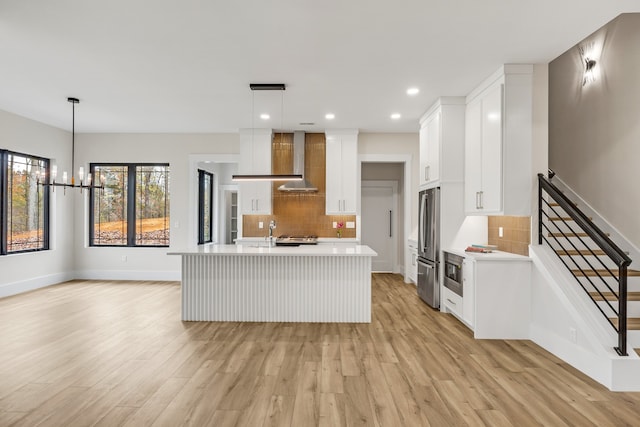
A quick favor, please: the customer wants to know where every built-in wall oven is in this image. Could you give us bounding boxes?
[443,251,464,297]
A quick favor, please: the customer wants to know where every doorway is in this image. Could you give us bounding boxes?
[362,181,398,272]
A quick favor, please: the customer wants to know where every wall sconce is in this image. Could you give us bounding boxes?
[579,42,598,86]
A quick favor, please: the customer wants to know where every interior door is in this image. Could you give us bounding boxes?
[361,183,395,272]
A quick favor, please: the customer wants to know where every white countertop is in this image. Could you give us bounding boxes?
[169,243,377,257]
[444,248,531,261]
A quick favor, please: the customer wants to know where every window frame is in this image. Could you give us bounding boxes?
[0,149,50,255]
[89,162,170,248]
[197,169,214,245]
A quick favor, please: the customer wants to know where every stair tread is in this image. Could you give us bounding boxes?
[549,202,577,207]
[572,269,640,277]
[557,249,606,256]
[548,232,610,237]
[610,318,640,330]
[590,291,640,301]
[549,216,592,221]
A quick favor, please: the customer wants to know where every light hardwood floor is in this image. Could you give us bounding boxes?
[1,274,639,426]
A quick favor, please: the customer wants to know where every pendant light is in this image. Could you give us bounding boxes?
[38,97,105,193]
[231,84,303,182]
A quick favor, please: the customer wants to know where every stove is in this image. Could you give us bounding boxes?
[275,235,318,246]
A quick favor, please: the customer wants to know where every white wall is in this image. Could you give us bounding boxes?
[0,109,75,296]
[74,133,239,280]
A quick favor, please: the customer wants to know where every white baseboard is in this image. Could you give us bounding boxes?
[74,270,181,281]
[0,272,75,298]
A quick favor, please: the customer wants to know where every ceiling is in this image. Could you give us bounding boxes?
[1,1,638,134]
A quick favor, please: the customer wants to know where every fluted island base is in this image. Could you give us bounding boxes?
[169,245,376,323]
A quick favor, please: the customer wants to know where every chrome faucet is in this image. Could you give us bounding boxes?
[267,220,276,246]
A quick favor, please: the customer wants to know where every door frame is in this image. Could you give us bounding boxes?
[361,180,398,273]
[357,154,412,280]
[187,154,240,247]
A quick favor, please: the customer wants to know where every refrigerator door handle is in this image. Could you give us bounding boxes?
[419,193,427,253]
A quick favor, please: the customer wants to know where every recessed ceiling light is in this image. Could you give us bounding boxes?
[391,113,401,120]
[325,113,335,120]
[406,87,420,96]
[260,113,270,120]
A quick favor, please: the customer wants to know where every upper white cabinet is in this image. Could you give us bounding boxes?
[239,129,272,215]
[419,111,440,186]
[464,65,533,215]
[325,129,358,214]
[419,97,466,189]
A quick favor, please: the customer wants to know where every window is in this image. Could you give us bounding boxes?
[90,163,169,247]
[0,150,49,254]
[198,169,213,244]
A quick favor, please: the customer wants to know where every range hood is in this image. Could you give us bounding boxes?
[278,131,318,192]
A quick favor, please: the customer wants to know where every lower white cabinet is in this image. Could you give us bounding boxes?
[407,239,418,283]
[443,250,532,339]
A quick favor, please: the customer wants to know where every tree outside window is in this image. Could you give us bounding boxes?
[90,164,169,247]
[1,150,49,254]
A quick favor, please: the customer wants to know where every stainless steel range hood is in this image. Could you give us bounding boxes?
[278,131,318,192]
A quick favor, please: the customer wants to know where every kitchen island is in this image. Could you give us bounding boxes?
[168,244,376,323]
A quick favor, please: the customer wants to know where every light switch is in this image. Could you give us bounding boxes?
[174,221,180,228]
[346,221,355,229]
[332,222,337,228]
[498,227,504,238]
[258,221,264,229]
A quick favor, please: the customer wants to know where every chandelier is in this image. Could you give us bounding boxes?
[38,97,104,193]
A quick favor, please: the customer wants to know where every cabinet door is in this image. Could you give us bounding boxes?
[341,138,358,213]
[238,130,272,215]
[425,111,440,185]
[464,98,483,213]
[419,125,429,187]
[479,84,503,213]
[325,137,343,214]
[462,259,475,327]
[325,131,357,214]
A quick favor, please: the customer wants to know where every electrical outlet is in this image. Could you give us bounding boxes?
[121,255,127,263]
[498,226,504,238]
[332,221,337,228]
[346,221,355,229]
[174,221,180,229]
[258,221,263,229]
[569,327,577,343]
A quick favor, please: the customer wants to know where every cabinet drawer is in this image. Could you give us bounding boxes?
[442,287,463,317]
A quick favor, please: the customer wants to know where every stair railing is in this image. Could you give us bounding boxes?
[538,173,632,356]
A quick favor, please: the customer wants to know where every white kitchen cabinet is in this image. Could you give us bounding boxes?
[239,129,272,215]
[419,111,440,186]
[325,129,358,214]
[445,249,531,339]
[419,97,466,189]
[464,64,533,216]
[462,258,474,326]
[442,287,463,319]
[407,239,418,284]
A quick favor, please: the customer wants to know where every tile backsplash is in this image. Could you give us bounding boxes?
[242,133,356,238]
[488,216,531,256]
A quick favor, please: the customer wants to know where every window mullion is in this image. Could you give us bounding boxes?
[0,151,6,255]
[127,165,136,246]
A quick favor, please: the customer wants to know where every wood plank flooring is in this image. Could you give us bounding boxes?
[1,274,639,426]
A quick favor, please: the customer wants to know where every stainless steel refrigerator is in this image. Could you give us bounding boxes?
[417,187,440,308]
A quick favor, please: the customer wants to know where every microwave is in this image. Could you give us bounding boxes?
[443,251,464,297]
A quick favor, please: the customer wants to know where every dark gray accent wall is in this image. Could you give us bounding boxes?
[549,13,640,247]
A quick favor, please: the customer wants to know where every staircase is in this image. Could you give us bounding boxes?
[538,173,637,356]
